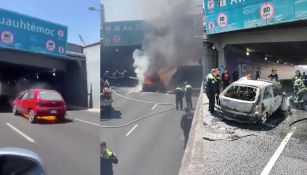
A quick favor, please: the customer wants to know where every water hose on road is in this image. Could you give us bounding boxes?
[101,106,176,128]
[110,88,175,106]
[289,118,307,127]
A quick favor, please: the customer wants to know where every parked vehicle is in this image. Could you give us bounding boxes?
[218,80,286,123]
[12,89,66,123]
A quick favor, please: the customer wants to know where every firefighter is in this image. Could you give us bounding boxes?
[255,67,261,80]
[175,85,184,110]
[104,71,110,82]
[205,69,219,114]
[101,142,118,175]
[184,81,193,110]
[294,80,307,109]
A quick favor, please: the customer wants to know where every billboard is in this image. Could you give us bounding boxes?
[204,0,307,35]
[103,20,145,46]
[0,8,68,57]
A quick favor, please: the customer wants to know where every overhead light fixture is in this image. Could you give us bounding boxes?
[53,72,56,77]
[246,51,250,56]
[265,56,268,60]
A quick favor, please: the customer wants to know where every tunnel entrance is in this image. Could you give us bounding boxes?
[0,48,88,112]
[224,41,307,81]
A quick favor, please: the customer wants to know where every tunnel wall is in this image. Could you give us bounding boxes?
[63,60,88,109]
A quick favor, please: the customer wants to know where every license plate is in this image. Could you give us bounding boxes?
[50,110,57,114]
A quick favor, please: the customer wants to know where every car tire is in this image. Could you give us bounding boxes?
[13,105,18,115]
[58,115,66,123]
[28,110,36,124]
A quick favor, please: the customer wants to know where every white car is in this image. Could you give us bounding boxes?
[218,80,286,123]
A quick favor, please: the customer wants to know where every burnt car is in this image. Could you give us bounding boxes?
[142,74,165,92]
[218,80,286,123]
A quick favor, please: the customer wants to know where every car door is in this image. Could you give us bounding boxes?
[272,85,283,112]
[26,91,36,112]
[261,85,274,116]
[20,91,29,114]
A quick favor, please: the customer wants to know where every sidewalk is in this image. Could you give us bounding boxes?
[178,89,204,175]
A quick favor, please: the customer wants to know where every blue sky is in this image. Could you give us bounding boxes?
[2,0,100,45]
[103,0,144,21]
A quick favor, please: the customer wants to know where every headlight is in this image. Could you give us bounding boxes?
[254,105,261,115]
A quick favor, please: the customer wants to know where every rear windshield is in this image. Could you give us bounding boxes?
[224,85,257,101]
[39,91,63,100]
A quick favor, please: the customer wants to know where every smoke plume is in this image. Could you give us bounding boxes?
[133,0,203,89]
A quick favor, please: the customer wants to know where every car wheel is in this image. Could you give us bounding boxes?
[28,110,36,124]
[13,105,18,115]
[58,115,66,122]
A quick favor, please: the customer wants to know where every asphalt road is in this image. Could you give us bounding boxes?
[101,87,198,175]
[203,95,307,175]
[0,110,100,175]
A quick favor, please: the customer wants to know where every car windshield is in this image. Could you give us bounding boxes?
[224,85,258,101]
[39,91,63,100]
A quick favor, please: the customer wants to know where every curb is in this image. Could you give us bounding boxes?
[178,88,204,175]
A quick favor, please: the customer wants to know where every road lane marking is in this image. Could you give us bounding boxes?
[75,119,101,127]
[165,93,169,96]
[125,124,138,137]
[151,104,158,110]
[6,123,35,143]
[260,126,297,175]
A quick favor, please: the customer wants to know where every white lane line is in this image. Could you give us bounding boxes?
[151,104,158,110]
[165,93,169,96]
[125,124,138,137]
[6,123,35,143]
[75,118,101,127]
[260,126,297,175]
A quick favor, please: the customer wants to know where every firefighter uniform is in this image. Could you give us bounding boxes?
[294,81,307,107]
[175,86,184,110]
[205,74,219,113]
[184,83,193,109]
[101,149,118,175]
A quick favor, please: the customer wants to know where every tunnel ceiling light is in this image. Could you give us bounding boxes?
[246,51,250,56]
[265,56,268,60]
[53,72,56,77]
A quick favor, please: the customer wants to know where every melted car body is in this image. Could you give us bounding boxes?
[218,80,284,123]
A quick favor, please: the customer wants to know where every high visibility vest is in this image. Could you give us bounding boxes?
[208,74,217,84]
[185,84,192,89]
[103,149,113,158]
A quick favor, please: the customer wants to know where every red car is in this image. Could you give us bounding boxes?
[12,89,66,123]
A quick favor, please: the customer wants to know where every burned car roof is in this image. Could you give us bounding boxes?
[232,80,276,87]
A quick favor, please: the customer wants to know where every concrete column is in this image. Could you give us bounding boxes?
[217,46,226,71]
[203,42,216,79]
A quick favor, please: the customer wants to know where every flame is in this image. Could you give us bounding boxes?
[144,77,153,84]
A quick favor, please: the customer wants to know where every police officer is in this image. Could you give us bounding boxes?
[101,142,118,175]
[205,69,219,113]
[184,81,193,110]
[175,85,184,110]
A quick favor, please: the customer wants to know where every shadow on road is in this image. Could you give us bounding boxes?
[101,107,122,121]
[220,110,288,131]
[181,108,194,149]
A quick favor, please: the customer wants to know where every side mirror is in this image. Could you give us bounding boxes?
[0,147,46,175]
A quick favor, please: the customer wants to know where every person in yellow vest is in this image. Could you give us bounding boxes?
[174,85,184,110]
[205,69,219,113]
[101,142,118,175]
[184,81,193,110]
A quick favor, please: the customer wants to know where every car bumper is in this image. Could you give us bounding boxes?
[36,107,66,117]
[217,108,259,123]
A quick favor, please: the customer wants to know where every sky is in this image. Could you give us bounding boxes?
[2,0,100,45]
[103,0,144,22]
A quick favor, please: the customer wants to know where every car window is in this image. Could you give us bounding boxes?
[272,86,281,97]
[21,92,29,100]
[27,91,35,99]
[39,91,63,100]
[224,85,257,101]
[263,86,273,99]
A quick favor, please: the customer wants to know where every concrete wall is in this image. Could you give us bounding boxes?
[84,43,100,109]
